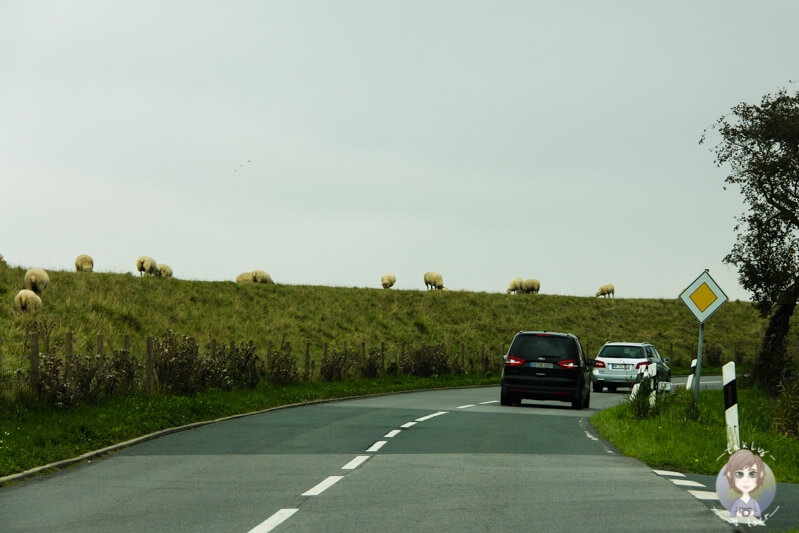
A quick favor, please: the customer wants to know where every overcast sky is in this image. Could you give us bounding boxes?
[2,1,797,301]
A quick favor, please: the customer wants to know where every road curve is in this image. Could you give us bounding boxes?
[0,387,727,532]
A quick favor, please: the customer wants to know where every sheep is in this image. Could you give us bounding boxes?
[507,277,523,294]
[252,270,274,284]
[424,271,444,290]
[15,289,42,312]
[137,256,159,277]
[158,264,173,278]
[596,283,615,298]
[236,272,254,283]
[522,278,541,294]
[75,254,94,272]
[381,273,396,289]
[24,268,49,295]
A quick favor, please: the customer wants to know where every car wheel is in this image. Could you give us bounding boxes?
[571,389,584,410]
[592,382,603,393]
[500,387,515,406]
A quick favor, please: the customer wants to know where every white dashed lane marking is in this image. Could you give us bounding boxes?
[670,479,706,487]
[341,456,370,470]
[457,404,476,409]
[400,422,416,428]
[302,476,344,496]
[248,509,298,533]
[384,430,401,438]
[415,411,448,421]
[366,441,387,452]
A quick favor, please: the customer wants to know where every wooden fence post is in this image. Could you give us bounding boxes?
[380,342,385,373]
[97,334,104,356]
[267,341,273,371]
[123,334,130,353]
[460,343,465,373]
[29,333,40,398]
[145,336,153,394]
[210,339,217,359]
[481,344,486,373]
[304,342,311,381]
[64,332,73,381]
[361,341,366,367]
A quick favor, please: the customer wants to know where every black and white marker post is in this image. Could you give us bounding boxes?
[679,270,728,403]
[722,361,740,452]
[686,358,697,390]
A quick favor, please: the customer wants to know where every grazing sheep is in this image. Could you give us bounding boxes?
[424,271,444,290]
[522,279,541,294]
[137,256,159,277]
[158,264,173,278]
[15,289,42,312]
[252,270,274,284]
[596,283,615,298]
[381,273,396,289]
[236,272,254,283]
[75,254,94,272]
[24,268,49,295]
[507,277,523,294]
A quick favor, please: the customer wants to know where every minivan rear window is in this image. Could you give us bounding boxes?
[598,346,645,359]
[508,334,577,360]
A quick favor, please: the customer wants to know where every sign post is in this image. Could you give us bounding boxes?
[679,270,728,403]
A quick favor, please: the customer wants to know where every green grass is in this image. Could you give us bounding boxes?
[2,264,795,374]
[0,373,497,480]
[591,386,799,483]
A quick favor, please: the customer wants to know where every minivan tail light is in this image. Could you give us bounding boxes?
[505,356,524,366]
[557,359,578,369]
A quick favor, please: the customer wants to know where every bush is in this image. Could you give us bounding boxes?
[359,348,381,378]
[152,330,202,395]
[773,375,799,439]
[628,375,655,419]
[206,340,265,390]
[320,344,353,382]
[399,344,450,377]
[268,342,298,385]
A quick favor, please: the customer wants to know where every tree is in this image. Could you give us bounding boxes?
[701,86,799,393]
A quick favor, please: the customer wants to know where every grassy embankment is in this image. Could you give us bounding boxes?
[1,263,797,481]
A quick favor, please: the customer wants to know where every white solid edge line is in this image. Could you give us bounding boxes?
[479,400,499,404]
[342,456,371,470]
[688,490,720,501]
[416,411,448,421]
[366,440,387,452]
[384,429,401,438]
[457,404,476,409]
[302,476,344,496]
[652,469,686,477]
[248,508,299,533]
[400,422,417,428]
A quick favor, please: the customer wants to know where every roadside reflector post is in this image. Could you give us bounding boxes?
[686,358,697,390]
[648,362,657,406]
[722,361,740,452]
[679,270,728,404]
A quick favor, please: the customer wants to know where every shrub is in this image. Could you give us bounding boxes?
[152,330,202,395]
[628,375,655,419]
[208,340,264,390]
[320,344,352,382]
[359,348,381,378]
[704,344,722,366]
[773,375,799,439]
[399,344,450,377]
[268,342,298,385]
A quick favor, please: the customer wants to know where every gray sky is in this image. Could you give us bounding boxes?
[2,1,797,301]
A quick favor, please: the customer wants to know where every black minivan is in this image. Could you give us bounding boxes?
[500,331,591,409]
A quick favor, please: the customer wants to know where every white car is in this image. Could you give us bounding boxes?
[592,342,670,392]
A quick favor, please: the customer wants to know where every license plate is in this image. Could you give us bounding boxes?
[611,363,630,370]
[530,362,553,368]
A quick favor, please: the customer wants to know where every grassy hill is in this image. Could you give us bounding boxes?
[1,264,797,373]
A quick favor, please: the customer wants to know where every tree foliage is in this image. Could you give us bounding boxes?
[702,86,799,391]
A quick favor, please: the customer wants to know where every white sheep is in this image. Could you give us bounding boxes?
[596,283,615,297]
[507,277,523,294]
[252,270,274,284]
[522,278,541,294]
[158,264,173,278]
[24,268,49,295]
[75,254,94,272]
[424,271,443,290]
[381,273,396,289]
[15,289,42,312]
[136,256,158,277]
[236,272,254,283]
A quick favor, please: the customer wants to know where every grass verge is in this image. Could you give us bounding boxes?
[0,373,498,480]
[590,386,799,483]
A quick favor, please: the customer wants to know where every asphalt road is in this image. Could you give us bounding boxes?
[6,383,789,532]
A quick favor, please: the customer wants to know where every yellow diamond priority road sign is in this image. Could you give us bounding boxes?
[680,270,728,324]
